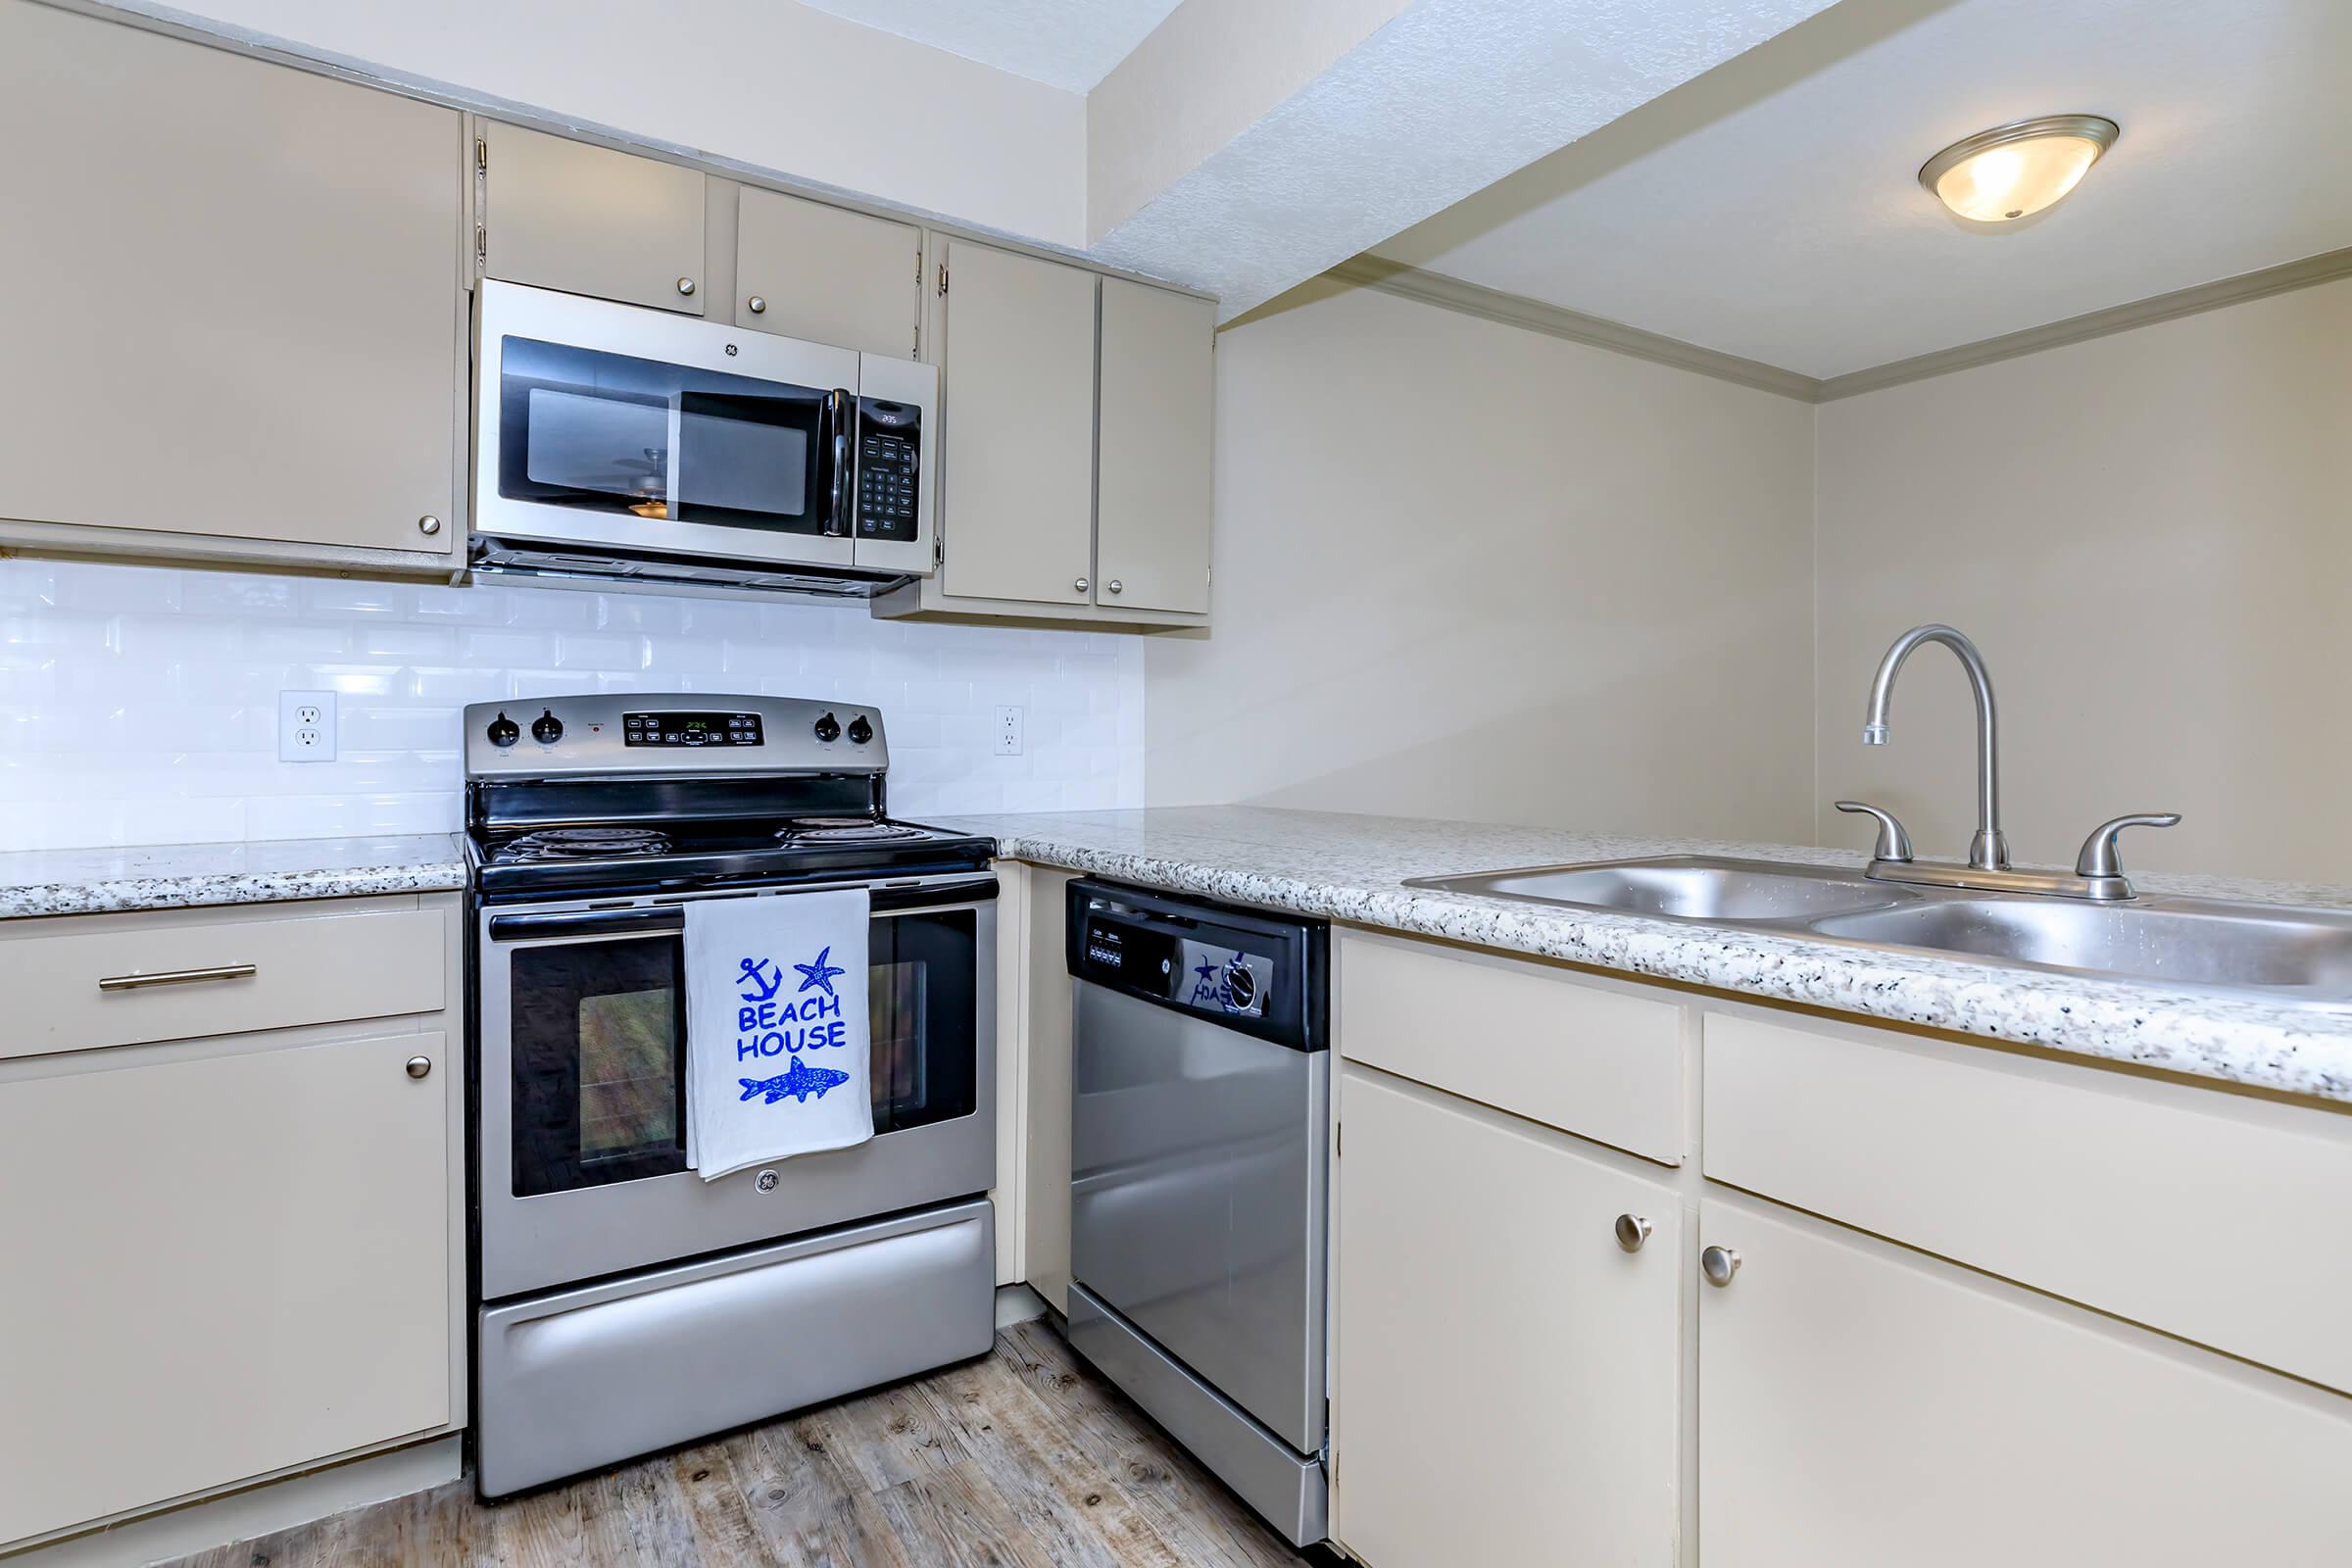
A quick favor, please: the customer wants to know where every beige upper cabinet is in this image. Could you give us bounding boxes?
[1096,278,1214,615]
[0,2,463,562]
[0,1029,451,1546]
[736,186,922,357]
[937,240,1099,607]
[481,122,707,314]
[1332,1066,1682,1565]
[1696,1198,2352,1567]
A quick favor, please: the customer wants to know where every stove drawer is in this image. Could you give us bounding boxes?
[475,1197,995,1497]
[1,900,446,1060]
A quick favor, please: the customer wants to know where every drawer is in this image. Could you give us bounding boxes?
[1338,930,1684,1163]
[0,903,445,1059]
[1703,1010,2352,1396]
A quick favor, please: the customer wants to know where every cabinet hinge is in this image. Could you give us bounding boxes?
[937,265,949,298]
[933,536,945,567]
[916,247,924,285]
[1334,1121,1341,1156]
[474,135,488,172]
[474,222,487,263]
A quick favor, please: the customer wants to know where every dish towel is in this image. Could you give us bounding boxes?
[684,889,873,1181]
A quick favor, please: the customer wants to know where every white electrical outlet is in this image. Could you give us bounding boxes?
[994,705,1025,757]
[277,689,337,762]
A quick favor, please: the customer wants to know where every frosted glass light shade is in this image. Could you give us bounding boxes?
[1920,115,2119,222]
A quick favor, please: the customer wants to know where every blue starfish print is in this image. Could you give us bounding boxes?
[794,946,847,998]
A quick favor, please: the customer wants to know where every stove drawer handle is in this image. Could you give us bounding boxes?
[487,907,686,941]
[868,876,1000,914]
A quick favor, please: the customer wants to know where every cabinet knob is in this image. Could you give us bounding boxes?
[1106,579,1123,595]
[1073,576,1090,594]
[1613,1213,1651,1252]
[406,1055,433,1080]
[676,276,698,297]
[1701,1245,1741,1287]
[747,295,766,315]
[417,514,442,536]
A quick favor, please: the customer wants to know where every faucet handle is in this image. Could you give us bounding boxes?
[1835,800,1915,863]
[2075,813,2181,881]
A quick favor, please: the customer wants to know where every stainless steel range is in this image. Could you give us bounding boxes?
[464,693,997,1498]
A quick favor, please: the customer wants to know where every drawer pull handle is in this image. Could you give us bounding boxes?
[97,962,258,992]
[1701,1245,1741,1287]
[1614,1213,1651,1252]
[406,1055,434,1080]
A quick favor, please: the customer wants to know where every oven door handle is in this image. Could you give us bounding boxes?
[486,907,686,941]
[869,876,1000,914]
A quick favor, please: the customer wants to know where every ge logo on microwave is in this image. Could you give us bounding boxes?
[725,343,739,357]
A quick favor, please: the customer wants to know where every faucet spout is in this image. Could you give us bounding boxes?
[1862,623,2008,870]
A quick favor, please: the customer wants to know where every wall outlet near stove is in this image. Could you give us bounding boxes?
[993,705,1025,757]
[277,689,337,762]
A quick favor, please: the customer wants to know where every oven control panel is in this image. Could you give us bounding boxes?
[465,694,886,778]
[622,710,764,748]
[856,397,921,543]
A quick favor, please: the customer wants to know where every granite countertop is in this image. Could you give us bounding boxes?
[944,806,2352,1106]
[0,833,468,918]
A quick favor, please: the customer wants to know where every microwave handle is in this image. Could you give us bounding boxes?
[823,388,855,537]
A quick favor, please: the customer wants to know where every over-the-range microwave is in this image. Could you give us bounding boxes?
[471,279,934,597]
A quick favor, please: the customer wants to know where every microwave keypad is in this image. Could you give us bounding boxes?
[858,431,919,542]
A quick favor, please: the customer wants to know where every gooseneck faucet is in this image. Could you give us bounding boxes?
[1862,623,2008,870]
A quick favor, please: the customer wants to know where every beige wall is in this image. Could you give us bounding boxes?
[1815,276,2352,884]
[1144,283,1818,841]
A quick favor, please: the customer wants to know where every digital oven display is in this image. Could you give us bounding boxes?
[621,711,764,748]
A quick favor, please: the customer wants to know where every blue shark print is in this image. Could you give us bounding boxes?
[737,956,785,1003]
[739,1058,853,1104]
[794,946,847,998]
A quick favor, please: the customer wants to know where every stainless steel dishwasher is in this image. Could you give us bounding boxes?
[1064,878,1330,1546]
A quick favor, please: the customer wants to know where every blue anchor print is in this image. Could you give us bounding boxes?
[739,1058,851,1104]
[794,946,847,998]
[737,956,785,1003]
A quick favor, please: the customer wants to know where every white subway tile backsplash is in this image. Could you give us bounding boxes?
[0,559,1143,850]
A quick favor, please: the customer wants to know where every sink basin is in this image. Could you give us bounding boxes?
[1809,896,2352,1000]
[1405,856,1910,923]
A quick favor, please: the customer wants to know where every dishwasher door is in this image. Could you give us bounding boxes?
[1066,881,1329,1458]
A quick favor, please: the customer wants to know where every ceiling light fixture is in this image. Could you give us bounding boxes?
[1919,114,2119,223]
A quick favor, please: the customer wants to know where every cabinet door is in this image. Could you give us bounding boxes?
[1697,1200,2352,1567]
[1333,1067,1681,1565]
[482,121,706,314]
[736,186,921,357]
[1096,279,1214,614]
[0,4,462,557]
[938,241,1098,607]
[0,1031,451,1545]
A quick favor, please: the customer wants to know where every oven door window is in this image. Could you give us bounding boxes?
[869,908,979,1134]
[511,934,688,1197]
[496,335,831,536]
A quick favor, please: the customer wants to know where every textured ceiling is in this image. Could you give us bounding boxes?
[795,0,1183,90]
[1094,0,1842,318]
[1373,0,2352,378]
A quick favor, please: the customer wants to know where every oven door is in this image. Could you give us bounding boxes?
[476,873,996,1299]
[474,280,861,568]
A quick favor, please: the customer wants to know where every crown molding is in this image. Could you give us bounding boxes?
[1324,256,1820,400]
[1328,246,2352,405]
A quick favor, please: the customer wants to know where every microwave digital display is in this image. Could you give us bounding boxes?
[622,711,764,748]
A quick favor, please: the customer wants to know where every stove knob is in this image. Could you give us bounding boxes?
[846,714,873,745]
[531,709,564,745]
[486,711,520,748]
[812,711,842,743]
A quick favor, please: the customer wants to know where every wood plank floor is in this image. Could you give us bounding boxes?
[165,1320,1324,1568]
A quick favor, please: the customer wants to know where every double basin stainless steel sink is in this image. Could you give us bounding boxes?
[1403,857,2352,1004]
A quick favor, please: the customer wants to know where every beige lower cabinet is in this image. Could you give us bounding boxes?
[1696,1196,2352,1566]
[1332,1064,1682,1565]
[0,1027,453,1546]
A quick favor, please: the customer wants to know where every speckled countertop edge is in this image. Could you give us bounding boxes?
[0,833,468,918]
[943,807,2352,1106]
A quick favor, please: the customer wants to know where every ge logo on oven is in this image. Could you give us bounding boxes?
[755,1169,778,1192]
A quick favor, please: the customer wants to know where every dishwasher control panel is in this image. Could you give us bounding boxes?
[1068,879,1327,1051]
